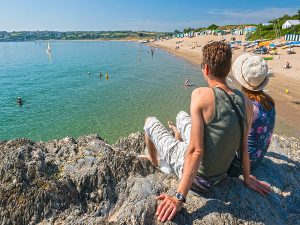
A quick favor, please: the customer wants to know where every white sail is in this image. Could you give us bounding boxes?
[46,42,51,53]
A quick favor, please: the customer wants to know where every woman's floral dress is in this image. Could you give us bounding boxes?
[248,101,276,168]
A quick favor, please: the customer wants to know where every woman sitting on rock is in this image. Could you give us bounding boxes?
[231,53,276,172]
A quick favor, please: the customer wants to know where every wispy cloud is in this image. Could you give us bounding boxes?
[119,20,212,32]
[206,8,297,23]
[119,7,298,31]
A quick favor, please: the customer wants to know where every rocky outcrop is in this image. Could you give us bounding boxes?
[0,133,299,225]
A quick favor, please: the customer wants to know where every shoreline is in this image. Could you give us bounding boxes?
[148,36,300,138]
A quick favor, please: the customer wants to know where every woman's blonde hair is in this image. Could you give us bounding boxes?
[242,87,275,111]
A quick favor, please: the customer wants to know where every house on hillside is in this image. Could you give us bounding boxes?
[282,20,300,29]
[262,23,272,26]
[244,26,257,33]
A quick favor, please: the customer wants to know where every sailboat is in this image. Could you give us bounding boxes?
[46,42,51,54]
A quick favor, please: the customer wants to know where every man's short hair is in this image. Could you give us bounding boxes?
[202,42,232,78]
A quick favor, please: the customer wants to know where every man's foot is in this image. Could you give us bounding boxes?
[137,155,171,174]
[137,154,150,160]
[137,155,158,167]
[168,121,182,141]
[168,121,178,135]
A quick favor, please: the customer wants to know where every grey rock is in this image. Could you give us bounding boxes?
[0,133,299,225]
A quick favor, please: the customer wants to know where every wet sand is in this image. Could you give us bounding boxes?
[149,35,300,138]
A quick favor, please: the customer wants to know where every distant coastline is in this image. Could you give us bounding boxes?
[0,30,169,42]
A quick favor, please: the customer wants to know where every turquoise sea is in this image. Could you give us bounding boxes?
[0,41,206,143]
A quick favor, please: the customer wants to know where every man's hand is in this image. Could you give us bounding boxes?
[244,175,272,196]
[156,194,183,222]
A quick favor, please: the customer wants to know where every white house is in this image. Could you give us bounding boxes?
[282,20,300,29]
[262,23,272,26]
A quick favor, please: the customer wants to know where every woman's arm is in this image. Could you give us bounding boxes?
[242,97,271,196]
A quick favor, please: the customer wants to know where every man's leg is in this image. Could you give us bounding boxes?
[144,132,159,167]
[143,116,188,177]
[176,111,191,144]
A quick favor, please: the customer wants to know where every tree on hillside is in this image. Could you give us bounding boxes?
[194,27,206,32]
[207,24,219,30]
[298,10,300,20]
[174,30,181,34]
[269,14,291,24]
[183,27,193,33]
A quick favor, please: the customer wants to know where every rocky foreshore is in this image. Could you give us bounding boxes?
[0,133,299,225]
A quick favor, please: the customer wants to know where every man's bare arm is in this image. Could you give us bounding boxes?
[176,89,205,197]
[156,89,205,222]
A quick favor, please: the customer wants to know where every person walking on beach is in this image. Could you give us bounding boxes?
[231,53,276,172]
[142,42,271,222]
[284,61,290,69]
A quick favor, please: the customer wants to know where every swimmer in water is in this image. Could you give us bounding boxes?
[17,97,22,106]
[88,71,91,75]
[99,72,103,79]
[151,48,154,57]
[106,72,109,80]
[184,78,191,86]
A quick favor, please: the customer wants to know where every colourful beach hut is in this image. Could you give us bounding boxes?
[285,34,300,41]
[231,29,243,35]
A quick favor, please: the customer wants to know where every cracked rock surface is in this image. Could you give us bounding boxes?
[0,133,299,225]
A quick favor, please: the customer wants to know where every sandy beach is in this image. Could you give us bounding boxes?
[149,35,300,138]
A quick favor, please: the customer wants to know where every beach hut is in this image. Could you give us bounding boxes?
[231,29,243,35]
[173,33,184,38]
[188,32,194,37]
[202,30,212,35]
[285,34,300,41]
[282,20,300,29]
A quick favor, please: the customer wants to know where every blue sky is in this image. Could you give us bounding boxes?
[0,0,299,32]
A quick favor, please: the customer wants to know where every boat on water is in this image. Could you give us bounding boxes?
[46,42,51,53]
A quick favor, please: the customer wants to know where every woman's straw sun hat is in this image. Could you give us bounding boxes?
[232,53,269,91]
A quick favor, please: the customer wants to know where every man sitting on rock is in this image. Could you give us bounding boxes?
[142,42,271,222]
